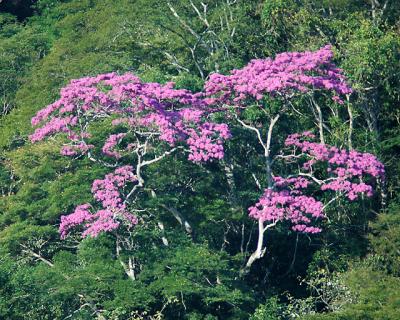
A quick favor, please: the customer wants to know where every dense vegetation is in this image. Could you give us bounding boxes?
[0,1,399,319]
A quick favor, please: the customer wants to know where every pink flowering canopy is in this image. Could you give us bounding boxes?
[248,184,324,234]
[284,131,385,201]
[30,72,231,162]
[204,45,352,105]
[248,131,385,233]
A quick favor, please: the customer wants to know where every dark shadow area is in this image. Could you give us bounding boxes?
[0,0,35,20]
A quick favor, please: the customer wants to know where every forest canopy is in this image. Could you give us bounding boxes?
[0,1,399,319]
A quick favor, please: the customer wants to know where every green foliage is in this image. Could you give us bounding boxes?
[302,266,400,320]
[0,12,51,119]
[250,297,282,320]
[369,208,400,276]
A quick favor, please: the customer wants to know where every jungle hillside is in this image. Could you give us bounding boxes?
[0,1,399,319]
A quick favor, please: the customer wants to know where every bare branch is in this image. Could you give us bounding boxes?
[190,1,210,27]
[309,96,325,144]
[167,2,199,39]
[347,96,353,149]
[252,173,262,191]
[263,220,278,233]
[21,245,54,268]
[160,204,193,235]
[158,221,169,246]
[163,52,190,73]
[234,114,268,155]
[243,219,267,270]
[265,115,280,187]
[141,147,180,166]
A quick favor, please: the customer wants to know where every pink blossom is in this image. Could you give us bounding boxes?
[248,188,324,233]
[30,72,230,163]
[204,45,352,105]
[284,132,384,200]
[102,133,127,158]
[59,166,138,238]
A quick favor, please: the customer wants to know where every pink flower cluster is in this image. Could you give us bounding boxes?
[273,176,310,189]
[59,204,93,239]
[285,132,385,200]
[204,45,352,104]
[187,122,231,162]
[30,116,78,143]
[248,186,324,234]
[59,166,138,238]
[30,72,230,162]
[61,142,94,156]
[102,133,127,159]
[91,165,137,209]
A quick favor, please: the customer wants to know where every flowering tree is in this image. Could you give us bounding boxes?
[30,46,384,276]
[204,45,384,269]
[30,72,231,279]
